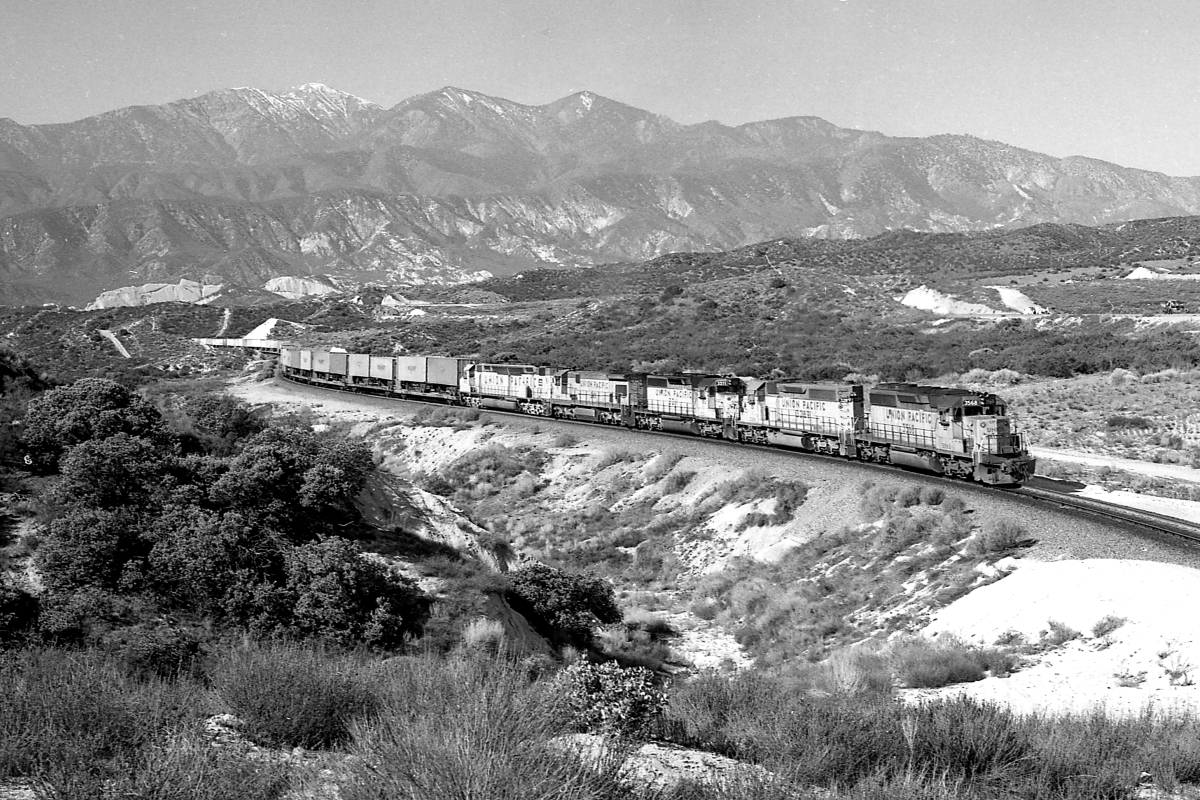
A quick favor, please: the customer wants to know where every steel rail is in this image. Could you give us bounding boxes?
[1012,482,1200,546]
[275,372,1200,545]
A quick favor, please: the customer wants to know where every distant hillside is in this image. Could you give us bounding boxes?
[6,83,1200,304]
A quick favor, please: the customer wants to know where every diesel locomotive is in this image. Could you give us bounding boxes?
[278,347,1036,486]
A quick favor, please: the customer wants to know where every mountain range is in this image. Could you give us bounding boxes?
[5,83,1200,305]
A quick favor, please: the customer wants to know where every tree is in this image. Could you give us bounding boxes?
[507,563,621,647]
[52,433,169,510]
[22,378,172,472]
[0,584,39,643]
[208,426,373,540]
[170,394,267,456]
[37,508,145,593]
[284,537,429,649]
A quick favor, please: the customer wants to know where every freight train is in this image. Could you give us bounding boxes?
[278,347,1036,486]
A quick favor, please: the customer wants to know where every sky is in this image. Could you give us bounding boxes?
[4,0,1200,174]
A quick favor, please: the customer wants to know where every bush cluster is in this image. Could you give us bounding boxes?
[18,378,429,649]
[4,642,1200,799]
[507,563,622,647]
[560,661,666,738]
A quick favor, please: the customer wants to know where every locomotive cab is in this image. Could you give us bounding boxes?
[959,398,1036,484]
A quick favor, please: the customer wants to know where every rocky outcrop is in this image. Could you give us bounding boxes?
[86,279,224,309]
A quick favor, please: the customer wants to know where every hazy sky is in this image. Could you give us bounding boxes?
[4,0,1200,174]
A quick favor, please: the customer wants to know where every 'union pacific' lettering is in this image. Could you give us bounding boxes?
[880,408,937,424]
[777,398,842,413]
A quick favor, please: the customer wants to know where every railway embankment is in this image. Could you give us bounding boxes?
[228,375,1200,697]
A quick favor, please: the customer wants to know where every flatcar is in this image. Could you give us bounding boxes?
[279,347,1035,486]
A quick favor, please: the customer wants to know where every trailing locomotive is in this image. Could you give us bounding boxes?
[278,347,1036,486]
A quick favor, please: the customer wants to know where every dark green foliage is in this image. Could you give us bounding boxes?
[208,425,374,539]
[25,376,426,649]
[37,508,145,592]
[1106,414,1155,430]
[102,623,203,680]
[169,394,268,455]
[284,537,429,648]
[507,563,621,647]
[52,432,169,509]
[425,444,546,502]
[560,661,666,737]
[21,378,173,472]
[0,647,203,786]
[0,345,51,468]
[214,642,379,750]
[343,653,629,800]
[908,698,1031,783]
[0,584,38,644]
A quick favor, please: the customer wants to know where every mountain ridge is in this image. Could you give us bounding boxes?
[6,83,1200,305]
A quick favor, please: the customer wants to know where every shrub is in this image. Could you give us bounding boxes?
[643,453,684,484]
[103,624,203,680]
[0,584,38,644]
[1042,619,1081,647]
[909,696,1032,783]
[595,448,641,469]
[213,641,379,750]
[662,470,696,495]
[507,563,621,647]
[690,597,720,620]
[560,661,666,738]
[107,735,290,799]
[623,609,678,639]
[965,518,1028,557]
[1106,415,1154,430]
[1092,614,1127,638]
[459,617,506,655]
[889,636,1013,688]
[0,647,202,789]
[437,445,546,501]
[413,405,482,429]
[812,647,894,696]
[343,654,628,799]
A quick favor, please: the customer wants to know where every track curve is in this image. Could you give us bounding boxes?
[274,372,1200,548]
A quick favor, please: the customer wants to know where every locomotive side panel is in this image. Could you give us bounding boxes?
[556,371,625,408]
[646,376,700,417]
[867,401,940,448]
[767,383,861,435]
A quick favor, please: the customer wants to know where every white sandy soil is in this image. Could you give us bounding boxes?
[921,559,1200,716]
[1075,485,1200,525]
[1032,446,1200,485]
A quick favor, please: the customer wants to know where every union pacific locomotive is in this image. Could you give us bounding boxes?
[278,347,1036,486]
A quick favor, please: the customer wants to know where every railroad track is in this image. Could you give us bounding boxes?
[275,373,1200,546]
[1013,478,1200,546]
